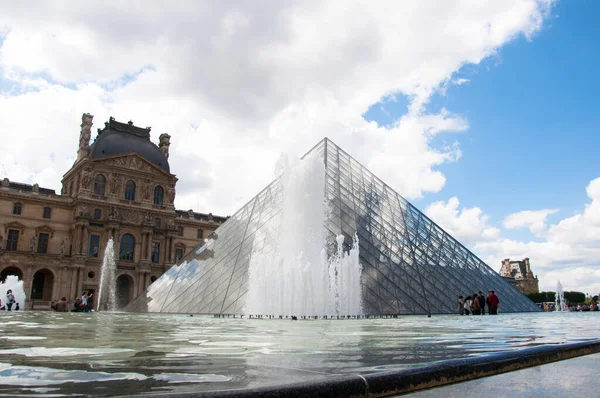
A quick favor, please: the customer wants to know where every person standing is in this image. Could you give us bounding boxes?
[478,291,486,315]
[471,293,481,315]
[463,296,472,315]
[458,296,464,315]
[487,290,499,315]
[80,292,89,312]
[6,290,15,311]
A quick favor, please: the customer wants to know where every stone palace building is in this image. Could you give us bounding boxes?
[499,257,539,295]
[0,114,226,309]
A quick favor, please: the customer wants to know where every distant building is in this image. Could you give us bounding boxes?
[499,258,539,294]
[0,114,227,309]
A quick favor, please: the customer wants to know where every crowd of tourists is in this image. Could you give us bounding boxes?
[0,289,19,311]
[457,290,499,315]
[51,291,94,312]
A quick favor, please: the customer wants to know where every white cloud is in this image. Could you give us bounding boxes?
[427,177,600,295]
[503,208,559,236]
[0,1,552,217]
[425,197,499,246]
[452,78,470,86]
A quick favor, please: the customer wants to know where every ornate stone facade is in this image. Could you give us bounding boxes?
[0,115,227,310]
[499,257,539,295]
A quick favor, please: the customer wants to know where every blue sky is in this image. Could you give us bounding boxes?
[366,0,600,244]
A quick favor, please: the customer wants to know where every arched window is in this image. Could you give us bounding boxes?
[94,174,106,195]
[153,185,164,205]
[124,180,136,201]
[93,208,102,220]
[119,233,135,261]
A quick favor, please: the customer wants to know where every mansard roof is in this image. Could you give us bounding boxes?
[89,117,170,173]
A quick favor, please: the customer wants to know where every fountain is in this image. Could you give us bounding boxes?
[0,275,26,310]
[96,237,117,311]
[246,152,363,317]
[555,281,568,311]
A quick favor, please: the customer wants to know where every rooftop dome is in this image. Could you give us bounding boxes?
[88,117,170,172]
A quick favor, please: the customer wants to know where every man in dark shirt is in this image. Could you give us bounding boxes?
[486,290,499,315]
[478,291,486,315]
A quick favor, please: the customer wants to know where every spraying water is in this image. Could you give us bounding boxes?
[97,237,117,311]
[246,152,362,317]
[0,275,26,310]
[555,281,568,312]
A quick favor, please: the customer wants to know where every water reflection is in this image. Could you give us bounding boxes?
[0,311,598,396]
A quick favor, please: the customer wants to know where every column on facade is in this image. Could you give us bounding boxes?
[22,265,34,308]
[165,236,173,265]
[146,232,152,261]
[58,266,68,300]
[160,235,167,265]
[69,265,79,300]
[72,224,82,255]
[81,223,90,257]
[76,264,85,297]
[140,232,147,261]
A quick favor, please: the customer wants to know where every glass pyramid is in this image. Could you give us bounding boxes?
[126,138,540,315]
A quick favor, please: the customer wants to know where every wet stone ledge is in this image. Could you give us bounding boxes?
[118,339,600,398]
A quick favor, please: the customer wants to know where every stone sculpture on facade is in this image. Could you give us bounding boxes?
[29,236,37,253]
[81,167,92,190]
[143,179,152,201]
[167,185,176,204]
[109,206,121,221]
[110,173,121,195]
[159,133,171,159]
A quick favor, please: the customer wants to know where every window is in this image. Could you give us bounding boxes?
[37,233,49,254]
[154,218,161,229]
[94,174,106,195]
[119,234,135,261]
[197,229,203,239]
[89,235,100,257]
[153,186,164,205]
[124,180,136,201]
[6,230,19,251]
[93,208,102,220]
[42,207,52,219]
[151,242,160,263]
[177,226,184,237]
[175,247,184,262]
[12,202,22,215]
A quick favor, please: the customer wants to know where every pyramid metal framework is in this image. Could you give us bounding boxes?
[126,138,540,315]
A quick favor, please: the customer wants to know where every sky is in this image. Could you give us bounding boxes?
[1,1,599,295]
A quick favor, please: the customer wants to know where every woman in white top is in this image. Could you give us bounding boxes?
[463,296,472,315]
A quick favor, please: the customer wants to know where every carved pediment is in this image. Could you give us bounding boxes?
[93,154,170,176]
[35,224,55,238]
[4,221,26,234]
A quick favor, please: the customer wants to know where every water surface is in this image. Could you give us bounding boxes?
[0,311,598,396]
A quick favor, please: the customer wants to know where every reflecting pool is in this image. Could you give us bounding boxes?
[0,311,598,396]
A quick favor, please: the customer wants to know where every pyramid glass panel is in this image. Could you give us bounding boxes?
[126,138,540,315]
